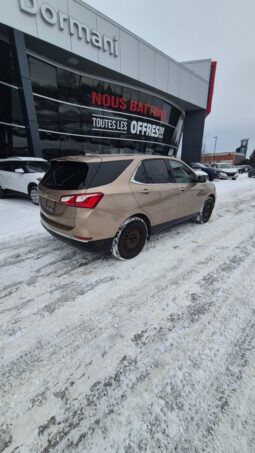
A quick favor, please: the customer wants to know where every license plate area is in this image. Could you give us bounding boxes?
[45,198,56,214]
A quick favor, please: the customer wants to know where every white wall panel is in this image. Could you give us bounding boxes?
[189,75,200,106]
[180,70,191,102]
[36,0,71,52]
[168,62,180,98]
[199,81,209,109]
[119,31,139,80]
[68,1,99,63]
[139,43,155,87]
[155,53,168,92]
[97,16,120,73]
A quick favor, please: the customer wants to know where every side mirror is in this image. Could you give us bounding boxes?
[197,174,207,183]
[15,168,24,174]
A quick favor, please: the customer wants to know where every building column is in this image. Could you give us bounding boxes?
[181,110,205,163]
[13,29,42,158]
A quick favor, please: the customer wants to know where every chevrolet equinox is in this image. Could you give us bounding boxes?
[39,155,216,259]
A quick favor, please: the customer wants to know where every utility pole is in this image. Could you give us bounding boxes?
[212,136,218,163]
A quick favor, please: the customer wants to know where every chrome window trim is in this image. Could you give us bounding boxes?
[0,80,19,90]
[33,93,176,129]
[38,128,177,148]
[0,121,26,129]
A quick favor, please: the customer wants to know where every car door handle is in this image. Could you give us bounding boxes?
[179,186,186,191]
[140,189,150,194]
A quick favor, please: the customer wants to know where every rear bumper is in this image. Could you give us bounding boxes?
[41,220,113,252]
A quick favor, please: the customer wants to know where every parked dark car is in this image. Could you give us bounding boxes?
[248,168,255,178]
[187,162,219,181]
[236,165,252,174]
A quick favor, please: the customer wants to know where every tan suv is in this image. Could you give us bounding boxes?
[39,154,216,259]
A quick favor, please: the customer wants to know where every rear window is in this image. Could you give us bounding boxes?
[23,161,49,173]
[41,160,132,190]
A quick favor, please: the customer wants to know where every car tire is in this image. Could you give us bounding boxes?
[194,197,215,224]
[111,217,148,260]
[29,184,39,205]
[0,186,6,198]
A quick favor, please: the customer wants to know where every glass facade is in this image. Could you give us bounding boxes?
[0,24,184,160]
[29,56,184,160]
[0,25,29,158]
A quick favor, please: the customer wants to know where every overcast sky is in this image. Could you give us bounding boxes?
[84,0,255,157]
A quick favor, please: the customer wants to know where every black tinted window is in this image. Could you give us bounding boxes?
[170,160,195,183]
[0,84,25,125]
[23,161,49,173]
[135,159,170,184]
[0,124,29,158]
[41,160,132,190]
[90,160,132,187]
[41,161,100,190]
[29,57,57,97]
[0,162,13,171]
[134,162,148,184]
[0,34,18,85]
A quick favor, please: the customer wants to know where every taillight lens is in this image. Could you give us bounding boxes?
[60,193,104,209]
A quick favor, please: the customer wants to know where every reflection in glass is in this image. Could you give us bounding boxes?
[0,83,25,125]
[0,124,29,158]
[35,97,59,131]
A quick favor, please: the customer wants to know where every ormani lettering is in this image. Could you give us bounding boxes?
[19,0,119,57]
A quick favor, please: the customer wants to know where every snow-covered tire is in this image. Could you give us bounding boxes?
[111,217,148,260]
[194,197,215,224]
[29,185,39,205]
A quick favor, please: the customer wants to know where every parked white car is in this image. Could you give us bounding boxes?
[211,163,239,180]
[193,169,209,180]
[0,157,49,204]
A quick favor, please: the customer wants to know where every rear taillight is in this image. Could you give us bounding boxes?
[60,193,104,209]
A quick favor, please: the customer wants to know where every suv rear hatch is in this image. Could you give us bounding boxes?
[39,156,102,229]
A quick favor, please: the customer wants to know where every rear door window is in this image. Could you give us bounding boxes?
[134,159,170,184]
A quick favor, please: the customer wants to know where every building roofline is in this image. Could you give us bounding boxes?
[75,0,209,82]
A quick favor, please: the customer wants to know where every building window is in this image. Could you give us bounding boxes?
[0,124,29,158]
[34,96,59,131]
[29,57,57,98]
[0,83,25,126]
[29,55,184,159]
[0,27,18,86]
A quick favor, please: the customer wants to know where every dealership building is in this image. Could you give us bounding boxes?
[0,0,216,162]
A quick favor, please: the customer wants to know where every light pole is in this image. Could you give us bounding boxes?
[212,136,218,163]
[202,132,211,155]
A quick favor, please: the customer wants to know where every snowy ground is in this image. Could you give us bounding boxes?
[1,174,255,452]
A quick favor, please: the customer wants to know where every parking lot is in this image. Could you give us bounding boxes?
[1,174,255,452]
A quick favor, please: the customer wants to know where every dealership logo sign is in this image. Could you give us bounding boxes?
[19,0,119,57]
